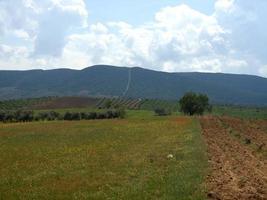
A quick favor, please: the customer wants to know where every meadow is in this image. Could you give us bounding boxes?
[1,97,267,199]
[0,111,208,200]
[212,105,267,119]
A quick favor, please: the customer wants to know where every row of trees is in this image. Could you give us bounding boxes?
[0,109,126,123]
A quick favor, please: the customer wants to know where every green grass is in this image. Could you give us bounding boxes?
[212,105,267,119]
[140,99,179,111]
[0,111,207,199]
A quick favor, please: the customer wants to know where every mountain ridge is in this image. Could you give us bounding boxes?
[0,65,267,106]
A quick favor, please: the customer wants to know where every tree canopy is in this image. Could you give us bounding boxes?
[179,92,211,115]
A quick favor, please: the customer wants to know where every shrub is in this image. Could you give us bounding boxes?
[0,109,125,123]
[154,108,171,116]
[15,110,34,122]
[106,110,115,119]
[117,108,126,118]
[96,112,106,119]
[64,112,73,120]
[245,138,251,144]
[71,112,81,120]
[3,112,15,122]
[37,112,49,121]
[48,111,60,121]
[0,111,6,121]
[104,100,112,109]
[80,112,88,120]
[88,112,97,120]
[36,111,61,121]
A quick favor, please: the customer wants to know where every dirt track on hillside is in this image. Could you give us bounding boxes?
[200,116,267,200]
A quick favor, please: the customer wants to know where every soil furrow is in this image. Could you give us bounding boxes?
[200,116,267,200]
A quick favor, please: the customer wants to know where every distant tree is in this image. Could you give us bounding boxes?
[179,92,211,115]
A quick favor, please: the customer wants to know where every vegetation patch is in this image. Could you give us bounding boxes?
[0,112,207,199]
[0,109,126,123]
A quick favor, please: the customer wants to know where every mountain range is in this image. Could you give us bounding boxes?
[0,65,267,106]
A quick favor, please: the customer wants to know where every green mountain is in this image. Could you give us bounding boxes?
[0,65,267,105]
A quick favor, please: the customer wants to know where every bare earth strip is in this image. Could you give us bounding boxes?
[219,117,267,151]
[200,116,267,200]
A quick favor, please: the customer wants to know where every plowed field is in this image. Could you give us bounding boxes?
[200,116,267,200]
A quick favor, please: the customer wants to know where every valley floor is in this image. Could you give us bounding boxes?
[0,112,207,200]
[1,111,267,200]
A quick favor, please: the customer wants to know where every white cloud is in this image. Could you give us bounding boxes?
[0,0,88,59]
[0,0,267,77]
[33,0,88,57]
[259,66,267,77]
[61,4,229,72]
[215,0,235,13]
[13,30,30,40]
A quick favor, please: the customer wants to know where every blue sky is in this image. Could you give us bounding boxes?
[0,0,267,77]
[86,0,215,25]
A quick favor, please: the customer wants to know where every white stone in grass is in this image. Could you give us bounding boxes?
[167,154,174,159]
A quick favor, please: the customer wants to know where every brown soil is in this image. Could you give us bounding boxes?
[219,117,267,151]
[31,97,99,109]
[200,116,267,200]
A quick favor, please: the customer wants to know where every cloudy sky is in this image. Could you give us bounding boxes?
[0,0,267,77]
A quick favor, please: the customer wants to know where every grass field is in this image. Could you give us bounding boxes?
[213,105,267,119]
[0,111,208,200]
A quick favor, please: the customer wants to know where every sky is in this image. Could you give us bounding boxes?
[0,0,267,77]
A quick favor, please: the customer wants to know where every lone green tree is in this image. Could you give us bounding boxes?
[179,92,211,115]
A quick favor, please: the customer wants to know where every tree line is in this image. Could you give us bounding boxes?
[0,109,126,123]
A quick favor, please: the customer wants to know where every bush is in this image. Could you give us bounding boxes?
[63,112,81,121]
[96,112,106,119]
[0,111,6,121]
[154,108,171,116]
[117,108,126,119]
[179,92,211,116]
[88,112,97,120]
[15,110,34,122]
[63,112,73,120]
[104,100,112,109]
[37,112,49,121]
[47,111,60,121]
[0,109,126,123]
[4,112,15,122]
[36,111,61,121]
[72,112,81,120]
[80,112,87,119]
